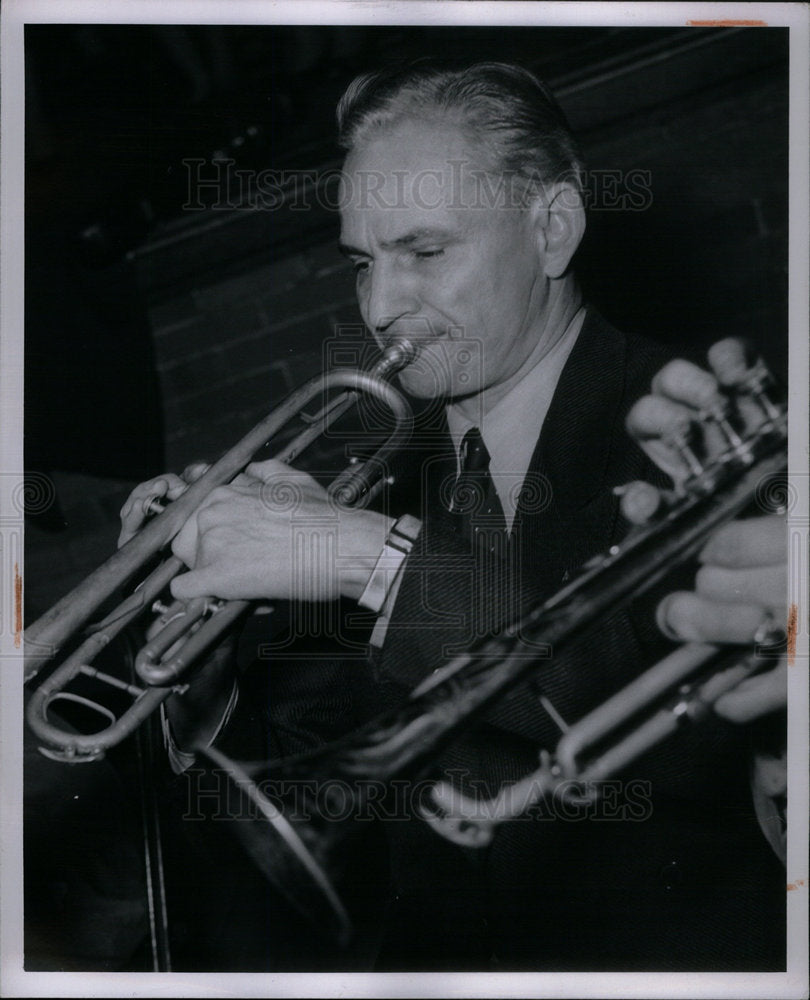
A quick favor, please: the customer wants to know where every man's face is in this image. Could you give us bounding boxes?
[338,117,556,407]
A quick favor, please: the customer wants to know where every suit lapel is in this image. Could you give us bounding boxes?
[512,309,630,594]
[480,312,642,745]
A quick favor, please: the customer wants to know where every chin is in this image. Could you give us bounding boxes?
[398,339,481,400]
[398,366,452,400]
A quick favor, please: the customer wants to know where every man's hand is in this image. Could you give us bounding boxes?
[169,459,394,604]
[118,461,237,759]
[622,338,787,723]
[118,462,211,548]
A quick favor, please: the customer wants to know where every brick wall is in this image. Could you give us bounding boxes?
[146,239,361,469]
[576,66,788,376]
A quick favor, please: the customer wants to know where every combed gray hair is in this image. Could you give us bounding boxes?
[336,60,586,197]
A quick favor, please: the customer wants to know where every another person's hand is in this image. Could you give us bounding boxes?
[622,339,787,723]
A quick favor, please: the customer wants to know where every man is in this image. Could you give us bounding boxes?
[120,62,787,970]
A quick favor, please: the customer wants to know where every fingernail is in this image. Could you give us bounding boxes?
[656,595,681,641]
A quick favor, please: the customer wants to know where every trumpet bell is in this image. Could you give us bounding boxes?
[198,745,388,947]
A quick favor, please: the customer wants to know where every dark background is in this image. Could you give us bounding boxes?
[24,23,789,617]
[22,23,790,972]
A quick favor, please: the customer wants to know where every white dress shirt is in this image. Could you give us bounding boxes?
[445,306,586,532]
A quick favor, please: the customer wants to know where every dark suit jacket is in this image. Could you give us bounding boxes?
[364,309,785,971]
[218,309,784,972]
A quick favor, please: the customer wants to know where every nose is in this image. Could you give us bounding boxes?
[363,259,420,338]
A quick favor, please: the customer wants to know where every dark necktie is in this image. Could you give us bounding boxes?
[450,427,507,540]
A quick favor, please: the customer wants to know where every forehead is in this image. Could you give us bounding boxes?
[338,117,504,238]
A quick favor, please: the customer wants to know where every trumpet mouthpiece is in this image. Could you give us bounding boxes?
[375,338,419,380]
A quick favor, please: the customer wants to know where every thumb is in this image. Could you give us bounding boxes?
[182,461,211,484]
[245,458,295,482]
[616,480,663,525]
[713,660,787,723]
[171,568,217,602]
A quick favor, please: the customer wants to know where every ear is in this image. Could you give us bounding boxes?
[530,183,586,279]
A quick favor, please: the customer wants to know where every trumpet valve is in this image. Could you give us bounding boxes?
[700,399,754,465]
[666,425,706,481]
[142,495,167,517]
[741,360,783,423]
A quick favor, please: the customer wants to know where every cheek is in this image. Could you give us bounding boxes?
[442,237,523,334]
[355,282,372,326]
[480,250,540,339]
[397,339,484,397]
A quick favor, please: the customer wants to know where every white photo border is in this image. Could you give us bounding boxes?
[1,2,807,998]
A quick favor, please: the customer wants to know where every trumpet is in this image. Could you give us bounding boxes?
[24,339,418,762]
[191,355,787,944]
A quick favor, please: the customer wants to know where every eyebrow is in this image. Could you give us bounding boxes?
[338,227,457,258]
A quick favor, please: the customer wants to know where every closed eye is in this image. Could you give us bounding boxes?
[414,248,445,260]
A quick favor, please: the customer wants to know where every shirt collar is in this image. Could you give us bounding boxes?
[445,305,586,529]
